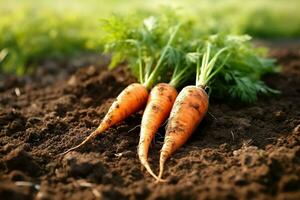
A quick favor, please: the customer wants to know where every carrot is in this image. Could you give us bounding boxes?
[61,83,148,155]
[157,86,208,180]
[156,44,227,181]
[138,83,177,179]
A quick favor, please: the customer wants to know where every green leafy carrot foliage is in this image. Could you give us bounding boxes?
[202,34,280,103]
[102,11,279,103]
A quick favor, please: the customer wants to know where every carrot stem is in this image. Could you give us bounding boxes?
[144,24,181,89]
[197,44,229,87]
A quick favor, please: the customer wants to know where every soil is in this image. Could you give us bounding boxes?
[0,46,300,200]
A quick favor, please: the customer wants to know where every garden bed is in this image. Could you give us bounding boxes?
[0,45,299,200]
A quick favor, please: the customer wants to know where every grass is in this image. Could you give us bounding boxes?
[0,0,299,75]
[0,0,103,75]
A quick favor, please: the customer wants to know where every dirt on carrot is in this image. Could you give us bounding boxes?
[0,45,300,200]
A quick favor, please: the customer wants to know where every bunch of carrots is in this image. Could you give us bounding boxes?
[61,12,279,182]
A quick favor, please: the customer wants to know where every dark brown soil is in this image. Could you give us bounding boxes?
[0,46,299,200]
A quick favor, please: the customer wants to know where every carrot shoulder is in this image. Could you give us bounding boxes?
[138,83,177,179]
[158,86,209,180]
[61,83,148,155]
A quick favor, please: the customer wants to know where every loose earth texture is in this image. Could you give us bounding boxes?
[0,45,299,200]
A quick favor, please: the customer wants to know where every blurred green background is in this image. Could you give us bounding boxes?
[1,0,299,75]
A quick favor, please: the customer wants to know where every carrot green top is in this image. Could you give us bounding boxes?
[192,35,280,103]
[102,12,279,103]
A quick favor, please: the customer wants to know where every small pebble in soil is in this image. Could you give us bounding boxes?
[274,110,286,121]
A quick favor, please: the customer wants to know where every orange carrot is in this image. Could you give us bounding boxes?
[158,86,209,180]
[138,83,177,179]
[61,83,148,155]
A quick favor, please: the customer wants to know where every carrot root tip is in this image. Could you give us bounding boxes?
[140,157,161,181]
[155,177,168,183]
[158,158,166,181]
[59,129,100,157]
